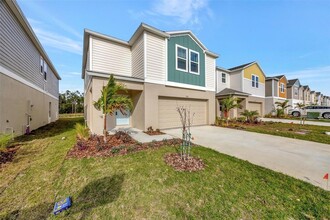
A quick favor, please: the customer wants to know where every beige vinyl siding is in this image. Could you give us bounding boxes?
[131,34,144,79]
[146,32,166,82]
[158,97,207,129]
[91,36,132,76]
[0,1,59,97]
[205,55,215,91]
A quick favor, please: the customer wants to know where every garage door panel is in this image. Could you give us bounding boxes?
[158,97,207,129]
[248,102,262,115]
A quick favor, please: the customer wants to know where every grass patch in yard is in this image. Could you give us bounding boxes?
[0,118,329,219]
[241,122,330,145]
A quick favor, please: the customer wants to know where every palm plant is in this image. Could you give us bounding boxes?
[275,100,291,117]
[240,110,259,123]
[296,103,305,125]
[221,96,242,126]
[94,75,133,143]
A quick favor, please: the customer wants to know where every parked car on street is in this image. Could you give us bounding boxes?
[289,106,330,119]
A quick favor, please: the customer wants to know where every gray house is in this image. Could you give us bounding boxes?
[0,0,61,136]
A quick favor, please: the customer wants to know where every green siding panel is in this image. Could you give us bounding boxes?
[167,35,205,87]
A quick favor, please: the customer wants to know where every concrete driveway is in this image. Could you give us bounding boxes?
[164,126,330,190]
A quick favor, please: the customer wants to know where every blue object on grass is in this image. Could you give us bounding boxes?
[53,197,72,215]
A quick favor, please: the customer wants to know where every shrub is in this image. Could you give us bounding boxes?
[307,112,320,119]
[75,123,89,141]
[111,146,121,154]
[236,117,246,123]
[0,133,12,151]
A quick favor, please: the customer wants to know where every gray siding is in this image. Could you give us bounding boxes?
[0,1,58,97]
[265,80,273,97]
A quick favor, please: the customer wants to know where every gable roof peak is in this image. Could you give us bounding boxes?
[228,61,256,71]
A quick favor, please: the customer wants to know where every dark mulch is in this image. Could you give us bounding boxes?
[0,147,18,166]
[164,153,205,172]
[67,132,182,158]
[143,130,165,136]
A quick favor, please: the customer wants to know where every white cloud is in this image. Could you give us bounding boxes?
[138,0,210,26]
[33,28,82,55]
[280,66,330,80]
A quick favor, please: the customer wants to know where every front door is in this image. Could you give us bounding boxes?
[115,110,130,126]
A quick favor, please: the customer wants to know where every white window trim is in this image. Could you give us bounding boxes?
[221,73,226,83]
[189,49,200,75]
[43,62,48,82]
[40,56,44,75]
[252,74,259,88]
[280,83,285,93]
[175,44,188,72]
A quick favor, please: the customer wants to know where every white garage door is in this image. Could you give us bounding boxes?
[158,97,207,129]
[248,102,262,116]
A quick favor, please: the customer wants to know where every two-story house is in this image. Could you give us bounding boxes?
[215,61,266,117]
[310,91,316,105]
[265,75,288,114]
[315,92,323,105]
[0,0,61,136]
[82,23,218,134]
[286,79,303,108]
[302,86,311,106]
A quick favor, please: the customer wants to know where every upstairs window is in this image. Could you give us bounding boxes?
[221,73,226,83]
[252,75,259,88]
[40,57,44,74]
[189,49,199,74]
[280,83,285,93]
[176,45,187,72]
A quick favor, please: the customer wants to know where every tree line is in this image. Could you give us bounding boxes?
[59,90,84,114]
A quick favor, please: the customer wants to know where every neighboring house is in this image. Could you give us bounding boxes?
[265,75,288,114]
[315,92,322,106]
[0,0,61,136]
[215,61,266,118]
[302,86,311,106]
[82,23,218,134]
[310,91,316,105]
[287,79,303,109]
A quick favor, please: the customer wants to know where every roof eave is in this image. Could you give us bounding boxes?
[5,0,61,80]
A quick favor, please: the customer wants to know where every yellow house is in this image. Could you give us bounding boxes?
[216,61,266,118]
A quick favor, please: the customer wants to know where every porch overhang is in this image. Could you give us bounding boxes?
[216,88,250,98]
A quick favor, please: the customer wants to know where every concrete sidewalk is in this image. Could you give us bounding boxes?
[164,126,330,190]
[261,117,330,127]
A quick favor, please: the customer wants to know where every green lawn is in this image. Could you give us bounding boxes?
[239,122,330,145]
[0,118,329,219]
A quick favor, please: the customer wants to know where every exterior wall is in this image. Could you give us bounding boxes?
[167,35,205,87]
[265,80,273,97]
[0,0,58,98]
[243,78,265,97]
[131,34,144,79]
[87,76,144,134]
[229,70,242,91]
[216,69,230,93]
[288,99,302,109]
[287,87,293,99]
[299,87,304,101]
[278,77,287,98]
[265,97,287,115]
[0,74,58,136]
[144,83,215,130]
[145,32,166,82]
[243,63,266,83]
[242,64,266,97]
[205,55,216,91]
[91,36,132,76]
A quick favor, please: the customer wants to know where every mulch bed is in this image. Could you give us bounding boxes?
[143,130,165,136]
[67,131,182,158]
[0,147,18,166]
[164,153,205,172]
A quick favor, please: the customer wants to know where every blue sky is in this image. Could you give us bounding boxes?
[17,0,330,95]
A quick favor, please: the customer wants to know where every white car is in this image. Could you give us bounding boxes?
[289,106,330,119]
